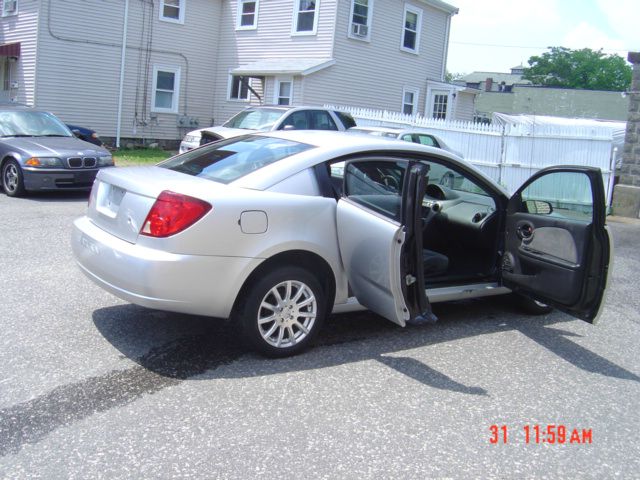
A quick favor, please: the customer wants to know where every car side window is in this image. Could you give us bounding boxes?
[520,171,593,222]
[401,134,414,143]
[417,135,438,147]
[280,111,309,130]
[309,111,338,130]
[344,161,407,221]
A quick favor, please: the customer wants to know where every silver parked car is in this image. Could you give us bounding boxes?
[179,106,356,153]
[72,131,611,357]
[0,105,113,197]
[348,125,464,158]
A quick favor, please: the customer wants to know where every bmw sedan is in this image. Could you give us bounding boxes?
[0,105,113,197]
[72,131,611,357]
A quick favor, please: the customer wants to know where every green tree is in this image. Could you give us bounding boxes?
[523,47,631,91]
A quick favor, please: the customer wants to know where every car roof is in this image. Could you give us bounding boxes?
[239,105,346,112]
[230,130,489,190]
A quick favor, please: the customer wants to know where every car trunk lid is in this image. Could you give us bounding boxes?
[87,166,225,243]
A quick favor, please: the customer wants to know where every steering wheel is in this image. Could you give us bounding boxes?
[381,174,400,192]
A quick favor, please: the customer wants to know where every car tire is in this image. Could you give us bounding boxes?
[2,159,26,197]
[516,294,553,315]
[235,266,327,357]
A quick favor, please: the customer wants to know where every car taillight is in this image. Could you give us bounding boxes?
[140,191,212,238]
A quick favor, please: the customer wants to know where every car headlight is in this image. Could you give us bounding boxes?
[183,134,200,143]
[24,157,63,167]
[97,155,114,166]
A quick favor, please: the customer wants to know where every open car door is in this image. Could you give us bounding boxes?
[336,159,431,327]
[502,166,611,323]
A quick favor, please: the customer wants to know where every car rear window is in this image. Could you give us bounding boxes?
[159,135,313,184]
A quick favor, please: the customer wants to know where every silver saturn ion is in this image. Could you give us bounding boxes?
[72,131,611,357]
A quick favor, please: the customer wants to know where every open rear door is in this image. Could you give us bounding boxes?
[336,160,430,326]
[502,166,611,323]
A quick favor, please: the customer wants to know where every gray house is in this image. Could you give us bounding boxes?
[1,0,465,145]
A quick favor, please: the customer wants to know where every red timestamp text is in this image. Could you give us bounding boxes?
[489,424,593,445]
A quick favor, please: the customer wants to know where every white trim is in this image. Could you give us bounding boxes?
[1,0,18,16]
[274,77,293,105]
[401,87,419,115]
[400,4,422,54]
[236,0,259,30]
[151,65,181,114]
[227,73,252,102]
[159,0,185,24]
[425,84,454,119]
[347,0,373,42]
[291,0,320,36]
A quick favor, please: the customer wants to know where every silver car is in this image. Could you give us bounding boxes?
[72,131,611,357]
[179,106,356,153]
[349,125,464,158]
[0,105,113,197]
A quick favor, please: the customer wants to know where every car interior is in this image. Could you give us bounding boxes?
[324,157,503,287]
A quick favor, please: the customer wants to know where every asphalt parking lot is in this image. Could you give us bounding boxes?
[0,192,639,479]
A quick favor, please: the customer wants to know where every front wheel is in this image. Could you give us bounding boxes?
[234,266,327,357]
[516,294,553,315]
[2,160,26,197]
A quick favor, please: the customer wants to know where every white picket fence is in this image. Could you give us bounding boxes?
[326,105,617,204]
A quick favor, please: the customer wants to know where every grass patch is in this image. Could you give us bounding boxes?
[113,148,176,167]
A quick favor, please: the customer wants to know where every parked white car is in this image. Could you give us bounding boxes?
[73,131,611,357]
[349,125,464,158]
[179,106,356,153]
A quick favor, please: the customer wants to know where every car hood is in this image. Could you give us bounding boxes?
[1,136,109,157]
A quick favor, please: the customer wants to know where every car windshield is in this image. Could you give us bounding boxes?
[0,110,72,138]
[223,108,286,131]
[159,135,314,184]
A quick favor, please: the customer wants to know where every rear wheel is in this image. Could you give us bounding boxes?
[235,266,327,357]
[2,159,26,197]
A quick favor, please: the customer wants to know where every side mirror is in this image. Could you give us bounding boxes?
[524,199,553,215]
[281,124,296,131]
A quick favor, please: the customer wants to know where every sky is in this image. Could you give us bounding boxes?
[446,0,640,75]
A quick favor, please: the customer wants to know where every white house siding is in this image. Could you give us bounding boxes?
[301,0,450,114]
[453,91,475,122]
[0,0,39,105]
[213,0,337,123]
[34,0,220,142]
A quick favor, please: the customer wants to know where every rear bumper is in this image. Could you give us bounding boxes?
[72,216,263,318]
[23,167,101,191]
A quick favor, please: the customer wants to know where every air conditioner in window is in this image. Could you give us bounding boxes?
[351,23,368,37]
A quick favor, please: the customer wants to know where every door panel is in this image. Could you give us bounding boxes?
[503,167,611,322]
[336,199,409,326]
[336,159,430,327]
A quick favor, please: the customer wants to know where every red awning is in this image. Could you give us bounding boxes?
[0,43,20,57]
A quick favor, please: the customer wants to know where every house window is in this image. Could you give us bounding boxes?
[152,66,181,113]
[275,79,292,105]
[402,88,419,115]
[349,0,372,41]
[160,0,185,24]
[2,0,18,16]
[229,75,251,101]
[292,0,319,35]
[401,5,422,53]
[432,93,448,119]
[237,0,258,29]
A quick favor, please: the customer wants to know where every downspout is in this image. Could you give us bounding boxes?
[116,0,130,149]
